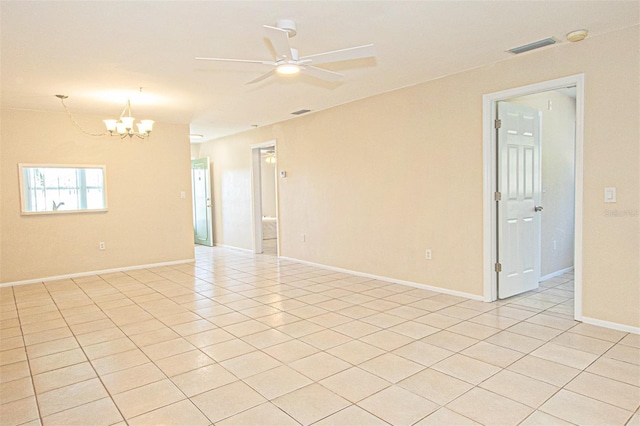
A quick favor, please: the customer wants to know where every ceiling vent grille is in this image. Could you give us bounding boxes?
[508,38,556,54]
[291,109,311,115]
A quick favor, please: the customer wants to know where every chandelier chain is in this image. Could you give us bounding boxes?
[56,94,153,139]
[59,97,108,137]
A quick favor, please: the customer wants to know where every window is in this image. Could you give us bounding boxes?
[18,164,107,214]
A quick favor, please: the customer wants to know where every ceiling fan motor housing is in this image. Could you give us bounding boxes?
[276,19,297,37]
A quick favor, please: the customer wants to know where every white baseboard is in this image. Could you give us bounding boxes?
[279,256,484,301]
[0,259,195,288]
[212,244,254,254]
[540,266,574,282]
[581,316,640,335]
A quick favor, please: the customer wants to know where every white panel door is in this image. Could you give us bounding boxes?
[191,158,213,246]
[497,102,542,299]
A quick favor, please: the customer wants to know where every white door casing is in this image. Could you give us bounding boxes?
[497,102,542,298]
[482,73,584,321]
[191,157,213,246]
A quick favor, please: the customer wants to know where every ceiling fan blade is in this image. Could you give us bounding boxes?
[196,57,274,65]
[300,44,376,65]
[301,66,343,82]
[247,69,276,84]
[264,25,293,60]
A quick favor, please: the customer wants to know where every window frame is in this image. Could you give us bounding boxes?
[18,163,108,215]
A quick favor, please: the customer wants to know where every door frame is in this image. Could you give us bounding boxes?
[482,74,584,321]
[250,140,278,255]
[191,157,213,246]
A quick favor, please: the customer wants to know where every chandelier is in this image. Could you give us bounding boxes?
[103,99,154,139]
[56,94,154,139]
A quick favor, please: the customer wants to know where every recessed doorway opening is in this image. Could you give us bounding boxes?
[483,74,584,321]
[251,140,279,256]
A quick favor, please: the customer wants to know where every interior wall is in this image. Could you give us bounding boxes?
[260,155,277,218]
[190,143,201,160]
[0,108,195,283]
[509,91,576,278]
[198,26,639,328]
[0,112,3,283]
[197,128,275,249]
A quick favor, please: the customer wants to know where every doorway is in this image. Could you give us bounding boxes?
[251,141,278,255]
[482,74,584,321]
[191,157,213,246]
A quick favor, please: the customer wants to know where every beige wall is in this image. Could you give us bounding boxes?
[190,143,201,160]
[510,91,576,278]
[0,109,195,283]
[197,26,639,328]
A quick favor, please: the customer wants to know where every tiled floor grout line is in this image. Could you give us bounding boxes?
[11,285,44,425]
[26,276,160,423]
[40,276,133,424]
[2,249,637,426]
[74,274,219,424]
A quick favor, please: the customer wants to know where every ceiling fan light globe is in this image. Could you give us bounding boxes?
[277,63,300,75]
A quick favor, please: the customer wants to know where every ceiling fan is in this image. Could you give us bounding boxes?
[196,19,376,84]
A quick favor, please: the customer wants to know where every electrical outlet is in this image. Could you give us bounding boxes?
[301,234,306,242]
[425,249,432,260]
[99,242,106,250]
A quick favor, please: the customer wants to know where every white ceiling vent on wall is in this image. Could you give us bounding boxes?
[507,37,557,54]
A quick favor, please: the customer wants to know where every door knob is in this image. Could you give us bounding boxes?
[534,206,544,212]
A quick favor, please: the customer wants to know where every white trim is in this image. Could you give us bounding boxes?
[279,256,484,301]
[250,148,264,253]
[482,74,585,323]
[250,140,278,150]
[540,266,574,282]
[581,316,640,335]
[573,77,585,321]
[0,259,195,288]
[214,244,254,254]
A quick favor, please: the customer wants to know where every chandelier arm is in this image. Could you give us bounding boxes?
[59,98,108,137]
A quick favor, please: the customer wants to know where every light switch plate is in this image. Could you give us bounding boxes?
[604,187,616,203]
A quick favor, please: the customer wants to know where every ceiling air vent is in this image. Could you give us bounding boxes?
[291,109,311,115]
[508,38,556,54]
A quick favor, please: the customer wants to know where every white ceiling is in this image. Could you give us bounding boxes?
[1,1,638,143]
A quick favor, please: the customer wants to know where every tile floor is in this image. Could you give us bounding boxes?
[262,239,277,257]
[0,246,638,426]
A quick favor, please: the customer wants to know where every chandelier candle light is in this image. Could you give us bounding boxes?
[56,94,154,139]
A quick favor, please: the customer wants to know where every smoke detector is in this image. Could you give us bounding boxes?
[567,29,588,43]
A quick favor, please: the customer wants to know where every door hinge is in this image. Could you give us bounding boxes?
[495,119,502,129]
[495,262,502,273]
[494,191,501,201]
